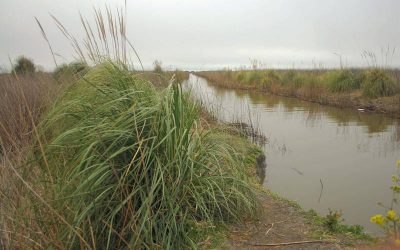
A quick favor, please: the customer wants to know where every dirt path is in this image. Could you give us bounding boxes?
[223,191,371,250]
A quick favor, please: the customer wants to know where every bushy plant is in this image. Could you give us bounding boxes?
[153,60,163,73]
[261,70,281,86]
[326,70,360,92]
[30,62,257,249]
[291,72,308,88]
[245,71,262,85]
[53,61,89,80]
[362,69,397,98]
[235,71,246,82]
[281,70,297,84]
[12,56,36,74]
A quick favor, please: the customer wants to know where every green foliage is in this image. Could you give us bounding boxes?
[306,209,369,239]
[259,70,280,87]
[53,61,89,80]
[34,62,257,249]
[245,71,263,85]
[326,70,361,92]
[362,69,397,98]
[281,70,297,84]
[323,209,343,232]
[235,71,246,82]
[370,161,400,243]
[13,56,36,74]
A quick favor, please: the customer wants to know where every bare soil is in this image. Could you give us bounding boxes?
[222,191,375,250]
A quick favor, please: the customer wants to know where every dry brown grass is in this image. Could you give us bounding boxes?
[0,73,57,153]
[0,72,61,248]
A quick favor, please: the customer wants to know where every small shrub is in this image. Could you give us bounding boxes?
[245,71,262,85]
[323,209,343,232]
[153,60,163,73]
[362,69,397,98]
[264,70,280,84]
[235,71,246,82]
[12,56,36,75]
[53,61,89,80]
[326,70,360,92]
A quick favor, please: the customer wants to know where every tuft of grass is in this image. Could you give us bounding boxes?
[306,209,372,240]
[326,70,361,92]
[362,69,397,98]
[14,62,258,249]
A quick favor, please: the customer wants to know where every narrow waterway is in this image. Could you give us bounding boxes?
[185,73,400,235]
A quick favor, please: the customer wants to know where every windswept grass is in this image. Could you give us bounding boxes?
[1,63,258,249]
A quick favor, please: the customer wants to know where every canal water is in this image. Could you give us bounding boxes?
[185,73,400,235]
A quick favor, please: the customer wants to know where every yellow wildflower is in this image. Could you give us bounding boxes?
[387,210,397,220]
[397,160,400,168]
[396,239,400,245]
[370,214,384,225]
[391,185,400,192]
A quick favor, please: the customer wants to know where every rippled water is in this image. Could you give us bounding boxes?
[185,74,400,235]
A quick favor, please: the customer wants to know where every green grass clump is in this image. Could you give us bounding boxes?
[245,71,263,85]
[34,62,257,249]
[326,70,360,93]
[305,210,372,240]
[362,69,397,98]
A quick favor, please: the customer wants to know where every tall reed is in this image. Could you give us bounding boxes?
[17,62,256,249]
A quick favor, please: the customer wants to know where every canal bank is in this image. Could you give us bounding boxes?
[185,74,400,237]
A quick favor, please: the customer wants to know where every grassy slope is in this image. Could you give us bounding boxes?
[1,64,261,249]
[0,67,375,249]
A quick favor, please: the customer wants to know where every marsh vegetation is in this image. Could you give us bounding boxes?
[196,66,400,117]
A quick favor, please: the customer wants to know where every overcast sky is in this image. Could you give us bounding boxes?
[1,0,399,70]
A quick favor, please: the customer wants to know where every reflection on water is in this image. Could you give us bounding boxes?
[185,74,400,235]
[255,154,267,185]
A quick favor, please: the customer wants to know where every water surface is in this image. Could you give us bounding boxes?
[185,74,400,235]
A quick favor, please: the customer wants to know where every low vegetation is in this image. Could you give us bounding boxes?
[53,61,89,82]
[362,69,397,98]
[12,56,36,75]
[0,72,56,152]
[0,60,259,249]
